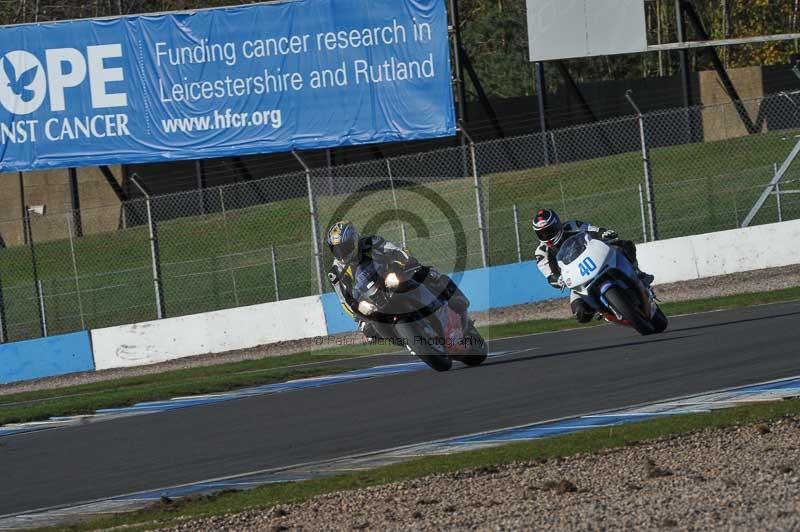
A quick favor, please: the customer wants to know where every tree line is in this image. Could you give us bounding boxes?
[2,0,797,99]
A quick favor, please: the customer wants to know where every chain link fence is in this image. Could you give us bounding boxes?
[2,91,800,342]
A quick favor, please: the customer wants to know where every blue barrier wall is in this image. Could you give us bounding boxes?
[0,331,95,385]
[323,260,564,334]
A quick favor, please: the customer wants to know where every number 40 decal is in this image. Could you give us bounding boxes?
[578,257,597,277]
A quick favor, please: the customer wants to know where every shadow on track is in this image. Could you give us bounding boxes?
[663,310,800,335]
[481,334,697,369]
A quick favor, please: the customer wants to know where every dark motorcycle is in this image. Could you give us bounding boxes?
[352,259,488,372]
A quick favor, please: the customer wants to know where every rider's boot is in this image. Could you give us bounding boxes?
[638,271,655,286]
[632,260,655,286]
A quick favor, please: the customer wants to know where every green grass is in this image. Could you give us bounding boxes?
[2,127,800,341]
[3,285,798,428]
[48,396,800,532]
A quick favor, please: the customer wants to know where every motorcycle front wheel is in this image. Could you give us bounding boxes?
[604,286,656,336]
[394,322,453,372]
[460,321,488,367]
[651,307,669,334]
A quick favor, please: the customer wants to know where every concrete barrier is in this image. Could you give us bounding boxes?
[91,296,327,370]
[0,331,95,385]
[640,219,800,285]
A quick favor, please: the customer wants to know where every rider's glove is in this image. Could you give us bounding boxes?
[557,276,568,291]
[601,230,618,241]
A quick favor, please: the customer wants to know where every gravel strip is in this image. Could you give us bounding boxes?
[155,415,800,531]
[3,264,799,396]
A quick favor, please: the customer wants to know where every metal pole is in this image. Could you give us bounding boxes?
[37,279,47,337]
[626,91,659,241]
[742,137,800,227]
[448,0,470,177]
[293,150,324,294]
[638,184,648,243]
[325,148,335,195]
[675,0,691,108]
[448,0,467,125]
[535,62,550,165]
[68,168,83,238]
[18,172,26,245]
[460,123,489,268]
[66,214,86,329]
[512,204,522,263]
[271,244,280,302]
[0,274,8,344]
[219,187,239,307]
[386,159,407,248]
[195,160,206,215]
[25,209,45,337]
[675,0,693,142]
[130,176,166,319]
[776,182,783,223]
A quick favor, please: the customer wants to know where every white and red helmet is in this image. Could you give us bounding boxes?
[533,209,564,248]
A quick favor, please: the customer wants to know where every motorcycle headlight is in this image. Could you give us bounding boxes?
[358,300,378,316]
[385,272,401,290]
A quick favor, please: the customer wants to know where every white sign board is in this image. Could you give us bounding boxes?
[527,0,648,62]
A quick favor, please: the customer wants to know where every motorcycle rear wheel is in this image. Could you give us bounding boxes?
[604,286,656,336]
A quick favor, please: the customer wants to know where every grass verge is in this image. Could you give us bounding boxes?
[2,286,799,427]
[51,396,800,532]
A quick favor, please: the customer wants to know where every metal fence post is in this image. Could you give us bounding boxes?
[773,164,784,223]
[387,159,408,248]
[460,123,489,268]
[293,150,324,294]
[24,208,46,337]
[37,280,48,337]
[512,204,522,263]
[638,184,648,243]
[66,213,86,329]
[742,96,800,227]
[271,244,280,302]
[130,175,166,320]
[550,131,559,164]
[0,274,7,344]
[218,187,240,307]
[626,91,659,241]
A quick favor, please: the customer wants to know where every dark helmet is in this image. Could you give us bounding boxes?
[533,209,564,248]
[327,221,361,264]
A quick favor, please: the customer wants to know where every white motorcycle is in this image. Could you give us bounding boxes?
[557,233,668,335]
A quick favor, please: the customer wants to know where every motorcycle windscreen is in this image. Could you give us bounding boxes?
[556,234,588,264]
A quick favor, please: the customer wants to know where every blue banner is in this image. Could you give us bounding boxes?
[0,0,455,172]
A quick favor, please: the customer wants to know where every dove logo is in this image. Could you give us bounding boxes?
[0,51,47,115]
[0,45,128,116]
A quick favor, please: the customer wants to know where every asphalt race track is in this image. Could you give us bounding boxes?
[2,300,799,517]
